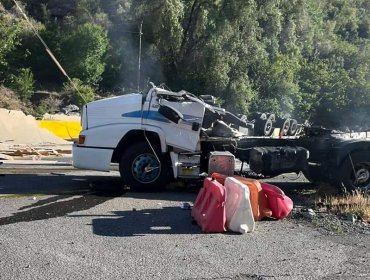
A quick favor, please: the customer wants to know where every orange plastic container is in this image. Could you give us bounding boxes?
[191,177,226,233]
[235,176,272,221]
[212,173,272,221]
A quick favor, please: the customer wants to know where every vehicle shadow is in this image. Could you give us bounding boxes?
[0,173,316,229]
[0,188,126,226]
[91,207,201,236]
[0,173,200,197]
[0,173,124,195]
[0,174,199,227]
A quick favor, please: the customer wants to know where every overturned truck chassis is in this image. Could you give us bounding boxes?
[198,128,370,191]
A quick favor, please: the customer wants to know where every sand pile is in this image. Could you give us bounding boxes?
[0,108,68,145]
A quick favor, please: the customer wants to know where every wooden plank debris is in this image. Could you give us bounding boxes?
[0,143,72,158]
[0,153,14,160]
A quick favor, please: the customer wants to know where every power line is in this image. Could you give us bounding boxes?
[12,0,87,103]
[137,20,143,93]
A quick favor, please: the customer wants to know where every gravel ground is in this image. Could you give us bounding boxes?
[263,174,370,235]
[0,166,369,280]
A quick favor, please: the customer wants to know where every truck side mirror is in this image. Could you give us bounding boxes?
[158,105,184,124]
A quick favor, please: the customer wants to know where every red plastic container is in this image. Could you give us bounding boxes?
[211,173,272,221]
[211,172,227,185]
[260,182,293,219]
[191,177,226,233]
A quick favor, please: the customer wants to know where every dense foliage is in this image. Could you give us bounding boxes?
[0,0,369,128]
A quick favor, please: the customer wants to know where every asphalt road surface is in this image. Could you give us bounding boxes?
[0,164,369,280]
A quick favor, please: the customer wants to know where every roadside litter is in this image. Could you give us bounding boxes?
[180,202,192,210]
[0,144,71,158]
[191,173,294,234]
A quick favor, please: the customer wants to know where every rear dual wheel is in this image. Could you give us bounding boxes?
[287,119,298,136]
[280,119,291,136]
[339,152,370,191]
[255,118,273,136]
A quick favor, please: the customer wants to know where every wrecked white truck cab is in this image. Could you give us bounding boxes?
[73,83,370,192]
[73,84,229,191]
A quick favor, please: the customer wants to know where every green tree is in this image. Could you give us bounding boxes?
[59,23,108,85]
[1,0,370,129]
[0,4,24,81]
[8,67,34,101]
[63,78,95,107]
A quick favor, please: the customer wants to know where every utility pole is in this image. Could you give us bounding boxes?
[137,20,143,93]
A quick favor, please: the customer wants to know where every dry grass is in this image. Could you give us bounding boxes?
[0,86,30,113]
[315,186,370,222]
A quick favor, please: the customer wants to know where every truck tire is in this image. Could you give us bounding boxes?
[287,119,298,136]
[264,119,274,136]
[280,118,291,136]
[276,118,290,136]
[255,118,273,136]
[119,142,171,192]
[339,151,370,191]
[267,113,276,123]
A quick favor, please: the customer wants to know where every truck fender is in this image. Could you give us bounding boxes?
[111,126,168,163]
[142,125,168,153]
[331,141,370,167]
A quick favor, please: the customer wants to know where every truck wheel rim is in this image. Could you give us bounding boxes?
[283,121,290,132]
[352,164,370,189]
[132,153,161,184]
[264,120,273,135]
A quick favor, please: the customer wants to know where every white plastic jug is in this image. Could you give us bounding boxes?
[224,177,255,233]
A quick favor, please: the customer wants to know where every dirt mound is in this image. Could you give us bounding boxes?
[0,108,68,145]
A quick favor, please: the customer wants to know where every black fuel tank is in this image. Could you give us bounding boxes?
[249,146,309,175]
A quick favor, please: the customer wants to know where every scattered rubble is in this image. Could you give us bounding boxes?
[345,213,357,224]
[292,206,370,235]
[61,104,79,115]
[42,112,80,122]
[302,208,316,219]
[180,202,192,210]
[0,153,13,160]
[0,143,71,158]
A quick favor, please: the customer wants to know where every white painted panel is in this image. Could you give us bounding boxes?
[72,145,113,171]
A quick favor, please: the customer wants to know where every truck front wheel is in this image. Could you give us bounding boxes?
[119,142,171,192]
[339,152,370,191]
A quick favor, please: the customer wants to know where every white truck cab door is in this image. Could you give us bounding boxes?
[142,97,205,152]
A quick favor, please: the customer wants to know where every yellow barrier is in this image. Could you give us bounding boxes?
[37,120,81,140]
